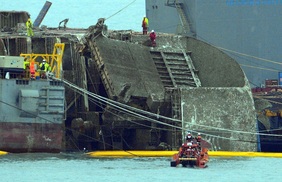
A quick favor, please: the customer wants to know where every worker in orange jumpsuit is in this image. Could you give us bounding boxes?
[30,61,35,80]
[149,30,156,47]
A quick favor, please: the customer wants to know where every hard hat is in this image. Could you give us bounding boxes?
[43,59,46,62]
[152,30,154,33]
[187,133,192,138]
[28,18,31,21]
[198,133,201,136]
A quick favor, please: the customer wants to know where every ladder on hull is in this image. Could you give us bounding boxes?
[166,0,192,35]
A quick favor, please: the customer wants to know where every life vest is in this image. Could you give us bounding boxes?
[40,62,50,72]
[30,62,35,79]
[142,18,148,27]
[30,62,35,74]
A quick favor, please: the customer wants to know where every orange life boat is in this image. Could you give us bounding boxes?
[170,139,210,168]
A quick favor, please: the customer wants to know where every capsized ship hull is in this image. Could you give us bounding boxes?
[1,10,257,152]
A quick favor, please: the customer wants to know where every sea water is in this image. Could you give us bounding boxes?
[0,153,282,182]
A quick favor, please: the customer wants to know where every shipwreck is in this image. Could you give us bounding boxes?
[0,10,257,152]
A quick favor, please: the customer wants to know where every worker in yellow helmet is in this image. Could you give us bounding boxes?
[26,18,34,37]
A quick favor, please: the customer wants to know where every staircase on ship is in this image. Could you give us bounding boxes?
[150,50,201,88]
[150,49,201,147]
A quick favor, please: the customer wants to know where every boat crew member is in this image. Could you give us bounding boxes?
[196,133,202,149]
[185,132,193,143]
[149,30,156,47]
[26,18,34,37]
[142,16,149,35]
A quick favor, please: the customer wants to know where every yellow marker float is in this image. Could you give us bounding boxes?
[0,151,8,155]
[87,150,282,158]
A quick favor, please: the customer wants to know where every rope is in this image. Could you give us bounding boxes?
[106,0,137,20]
[194,35,282,71]
[240,64,279,72]
[215,45,282,65]
[1,77,281,152]
[61,79,282,140]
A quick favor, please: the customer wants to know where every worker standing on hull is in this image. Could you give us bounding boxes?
[149,30,156,47]
[142,16,149,35]
[26,18,34,37]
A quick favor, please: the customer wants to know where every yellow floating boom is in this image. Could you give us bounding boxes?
[86,150,282,158]
[0,151,8,155]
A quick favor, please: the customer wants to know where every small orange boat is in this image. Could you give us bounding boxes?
[170,134,210,168]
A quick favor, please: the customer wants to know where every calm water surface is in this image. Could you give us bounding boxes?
[0,153,281,182]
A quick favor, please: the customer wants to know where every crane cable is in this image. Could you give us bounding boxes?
[106,0,137,20]
[215,45,282,66]
[61,78,282,139]
[194,34,282,72]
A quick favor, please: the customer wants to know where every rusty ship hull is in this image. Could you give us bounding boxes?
[0,122,63,153]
